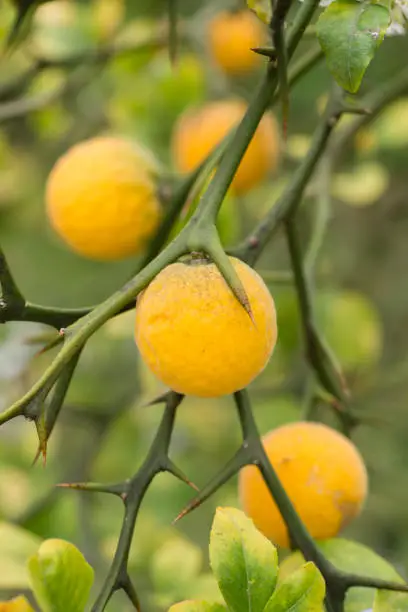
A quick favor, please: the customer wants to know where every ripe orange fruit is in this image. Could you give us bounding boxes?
[239,421,368,548]
[171,99,280,195]
[46,136,162,261]
[207,10,266,75]
[134,256,277,397]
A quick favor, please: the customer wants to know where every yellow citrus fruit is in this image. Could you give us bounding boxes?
[134,256,277,397]
[171,99,279,195]
[0,597,33,611]
[46,136,162,261]
[239,421,368,548]
[207,10,266,75]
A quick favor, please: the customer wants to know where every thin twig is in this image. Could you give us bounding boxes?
[234,89,343,266]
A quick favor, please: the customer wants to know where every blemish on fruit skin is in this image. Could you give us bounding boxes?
[239,422,368,548]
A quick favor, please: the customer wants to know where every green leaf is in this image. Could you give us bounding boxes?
[0,522,42,590]
[316,0,391,93]
[264,562,325,612]
[168,602,227,612]
[209,507,278,612]
[28,539,94,612]
[247,0,272,24]
[280,538,404,612]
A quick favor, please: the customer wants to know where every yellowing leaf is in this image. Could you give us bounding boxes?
[0,597,34,611]
[210,507,278,612]
[28,539,94,612]
[280,539,403,612]
[264,562,325,612]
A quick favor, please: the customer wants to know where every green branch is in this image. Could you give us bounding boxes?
[0,247,25,317]
[285,216,348,406]
[59,392,186,612]
[233,89,343,266]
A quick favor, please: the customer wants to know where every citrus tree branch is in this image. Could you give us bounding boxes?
[191,0,322,228]
[234,390,408,610]
[233,89,345,265]
[304,156,332,278]
[0,0,321,433]
[284,216,350,417]
[0,161,205,330]
[0,247,25,317]
[60,392,187,612]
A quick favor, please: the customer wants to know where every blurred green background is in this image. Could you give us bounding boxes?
[0,0,408,610]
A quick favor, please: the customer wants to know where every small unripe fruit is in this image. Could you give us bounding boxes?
[135,256,277,397]
[172,99,279,195]
[46,136,162,261]
[239,421,368,548]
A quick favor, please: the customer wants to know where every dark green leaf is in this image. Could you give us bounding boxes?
[317,0,390,93]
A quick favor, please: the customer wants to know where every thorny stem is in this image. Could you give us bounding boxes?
[190,0,322,227]
[88,392,184,611]
[233,390,342,612]
[234,88,344,266]
[305,157,332,281]
[0,0,322,427]
[234,390,408,610]
[285,216,348,406]
[0,127,233,331]
[1,2,408,611]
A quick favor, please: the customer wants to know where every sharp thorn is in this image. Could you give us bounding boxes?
[56,481,125,496]
[251,46,277,60]
[142,391,172,407]
[166,460,199,491]
[172,501,199,525]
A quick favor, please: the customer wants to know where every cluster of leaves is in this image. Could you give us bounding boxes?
[3,507,408,611]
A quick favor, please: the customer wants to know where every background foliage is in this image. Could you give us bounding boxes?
[0,0,408,610]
